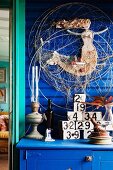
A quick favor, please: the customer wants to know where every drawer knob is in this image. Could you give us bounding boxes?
[66,168,72,170]
[85,156,93,162]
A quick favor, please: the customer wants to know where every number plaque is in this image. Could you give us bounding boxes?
[74,102,86,112]
[74,94,86,102]
[83,130,93,139]
[63,130,80,140]
[83,112,102,121]
[62,121,75,130]
[75,121,94,130]
[67,111,83,121]
[60,94,105,140]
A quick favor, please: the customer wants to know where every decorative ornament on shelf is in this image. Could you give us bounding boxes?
[103,105,113,125]
[53,18,91,29]
[31,65,39,102]
[81,96,113,125]
[88,117,112,144]
[60,94,103,140]
[44,99,55,142]
[26,65,46,140]
[49,19,108,76]
[28,2,113,110]
[26,102,46,140]
[45,128,55,142]
[81,96,113,108]
[59,94,113,141]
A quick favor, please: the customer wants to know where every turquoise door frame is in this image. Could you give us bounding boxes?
[12,0,25,144]
[12,0,25,169]
[1,0,25,169]
[1,0,25,144]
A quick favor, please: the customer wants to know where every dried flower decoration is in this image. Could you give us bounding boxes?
[81,96,113,109]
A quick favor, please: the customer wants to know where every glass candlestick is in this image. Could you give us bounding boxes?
[102,105,113,134]
[26,102,45,140]
[102,105,113,123]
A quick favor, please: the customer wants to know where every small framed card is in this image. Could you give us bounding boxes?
[0,68,6,83]
[0,88,6,103]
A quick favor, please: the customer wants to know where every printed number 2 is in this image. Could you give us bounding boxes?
[74,95,80,102]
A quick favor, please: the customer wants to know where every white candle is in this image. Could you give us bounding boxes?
[35,66,39,102]
[31,66,35,102]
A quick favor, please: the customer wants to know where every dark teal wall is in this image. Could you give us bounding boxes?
[0,0,11,8]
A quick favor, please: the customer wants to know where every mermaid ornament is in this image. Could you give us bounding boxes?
[47,18,108,76]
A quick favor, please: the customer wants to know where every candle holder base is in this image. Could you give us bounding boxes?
[26,102,45,140]
[26,128,44,140]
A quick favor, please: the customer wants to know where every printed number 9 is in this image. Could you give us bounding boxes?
[85,122,90,130]
[73,131,79,139]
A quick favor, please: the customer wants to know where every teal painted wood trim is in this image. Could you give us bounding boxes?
[12,0,25,144]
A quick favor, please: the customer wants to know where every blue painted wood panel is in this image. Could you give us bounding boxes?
[17,138,113,150]
[27,159,83,170]
[19,148,92,170]
[17,139,113,170]
[92,151,113,170]
[25,0,113,138]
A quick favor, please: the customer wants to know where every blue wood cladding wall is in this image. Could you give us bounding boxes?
[25,0,113,138]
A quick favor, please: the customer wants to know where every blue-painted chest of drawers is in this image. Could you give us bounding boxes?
[17,139,113,170]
